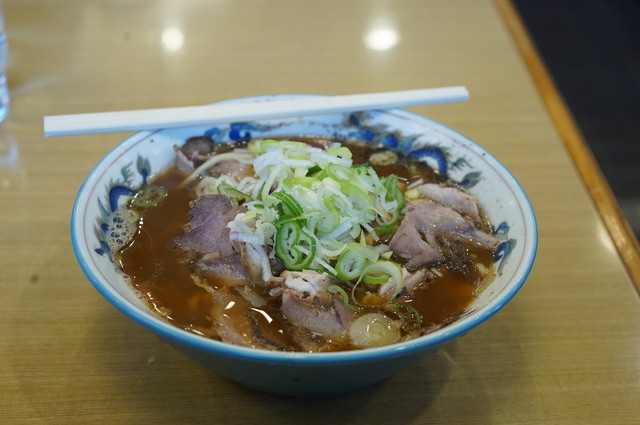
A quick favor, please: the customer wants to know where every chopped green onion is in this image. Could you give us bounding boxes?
[291,176,316,188]
[215,139,408,285]
[274,221,317,270]
[382,174,406,210]
[327,284,360,311]
[315,197,340,235]
[362,273,390,285]
[217,182,252,201]
[360,260,403,293]
[342,182,374,214]
[334,243,381,282]
[325,163,353,183]
[391,303,423,332]
[335,246,368,281]
[272,191,304,217]
[374,209,401,234]
[306,165,323,176]
[327,145,353,161]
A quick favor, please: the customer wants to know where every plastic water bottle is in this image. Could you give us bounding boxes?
[0,4,9,123]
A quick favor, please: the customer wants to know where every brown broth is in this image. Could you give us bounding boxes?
[116,171,210,329]
[117,139,495,350]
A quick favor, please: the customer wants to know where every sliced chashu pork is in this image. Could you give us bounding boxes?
[389,199,500,271]
[268,270,355,337]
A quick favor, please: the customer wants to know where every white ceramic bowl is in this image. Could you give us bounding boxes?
[71,95,537,396]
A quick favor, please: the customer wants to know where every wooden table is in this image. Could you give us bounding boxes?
[2,1,638,423]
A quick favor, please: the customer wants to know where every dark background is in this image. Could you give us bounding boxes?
[514,0,640,240]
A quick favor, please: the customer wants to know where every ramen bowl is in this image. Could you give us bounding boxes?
[71,94,537,396]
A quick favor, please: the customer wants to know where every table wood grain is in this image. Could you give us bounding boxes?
[1,1,638,424]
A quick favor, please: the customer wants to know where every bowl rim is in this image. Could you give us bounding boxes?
[71,94,538,365]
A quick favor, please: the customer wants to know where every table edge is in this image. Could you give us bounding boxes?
[495,0,640,293]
